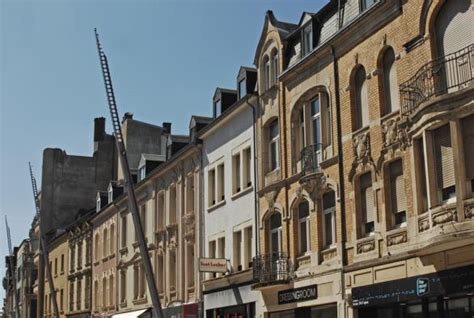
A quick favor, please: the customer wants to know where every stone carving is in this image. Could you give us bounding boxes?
[321,248,337,262]
[353,131,370,161]
[357,239,375,254]
[418,218,430,232]
[183,212,195,225]
[264,190,277,212]
[300,174,326,198]
[432,209,457,226]
[387,231,407,246]
[465,204,474,219]
[381,117,411,150]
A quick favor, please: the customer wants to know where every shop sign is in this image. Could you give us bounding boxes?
[352,264,474,307]
[278,284,318,304]
[199,257,228,273]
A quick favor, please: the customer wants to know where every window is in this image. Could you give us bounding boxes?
[359,173,375,237]
[233,231,242,271]
[244,226,253,269]
[156,255,164,293]
[264,56,271,90]
[214,99,222,117]
[103,228,108,258]
[232,153,241,194]
[138,166,146,181]
[208,168,216,206]
[85,277,91,309]
[323,191,336,248]
[133,266,139,299]
[297,201,310,255]
[243,147,252,188]
[414,137,428,213]
[272,50,279,84]
[169,186,176,224]
[238,79,246,99]
[120,270,126,303]
[388,160,407,227]
[109,276,114,306]
[354,66,369,130]
[209,240,217,278]
[54,258,58,276]
[156,191,165,230]
[96,196,101,212]
[217,237,225,276]
[102,277,107,308]
[77,280,82,311]
[60,254,64,273]
[70,281,75,311]
[302,24,313,56]
[462,116,474,196]
[269,213,282,255]
[94,280,99,309]
[140,204,147,239]
[77,242,82,269]
[69,245,75,272]
[60,288,64,311]
[361,0,377,11]
[110,224,115,255]
[120,214,127,249]
[169,251,176,289]
[186,244,194,288]
[434,125,456,202]
[381,47,400,115]
[311,98,322,153]
[139,265,145,297]
[186,174,194,213]
[217,164,225,202]
[95,233,100,261]
[269,120,280,172]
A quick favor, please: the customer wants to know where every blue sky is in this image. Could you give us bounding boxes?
[0,0,325,303]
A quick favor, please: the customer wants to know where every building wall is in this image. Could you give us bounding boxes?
[44,234,68,318]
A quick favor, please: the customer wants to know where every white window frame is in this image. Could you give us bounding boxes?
[298,209,311,255]
[323,204,336,248]
[269,121,280,172]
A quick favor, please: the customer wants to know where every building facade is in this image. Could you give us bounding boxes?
[44,232,68,318]
[16,239,38,318]
[201,68,262,318]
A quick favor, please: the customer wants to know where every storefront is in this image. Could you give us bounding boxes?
[206,303,255,318]
[352,264,474,318]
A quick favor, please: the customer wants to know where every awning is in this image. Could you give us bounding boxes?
[112,309,149,318]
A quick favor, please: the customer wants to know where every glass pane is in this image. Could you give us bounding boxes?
[311,305,337,318]
[299,201,309,218]
[313,117,321,145]
[270,213,281,229]
[406,304,422,318]
[447,298,469,318]
[270,142,277,170]
[311,98,320,115]
[271,231,279,254]
[323,191,336,209]
[299,220,307,254]
[324,212,334,246]
[270,121,279,139]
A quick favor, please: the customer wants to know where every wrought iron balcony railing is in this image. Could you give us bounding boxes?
[301,143,324,176]
[400,44,473,114]
[252,252,292,285]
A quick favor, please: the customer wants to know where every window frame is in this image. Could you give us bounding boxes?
[297,201,311,256]
[268,120,280,172]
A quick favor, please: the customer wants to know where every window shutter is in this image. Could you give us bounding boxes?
[462,115,474,181]
[434,125,455,189]
[390,160,406,213]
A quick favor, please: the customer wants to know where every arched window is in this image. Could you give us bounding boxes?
[109,224,115,256]
[263,55,271,91]
[102,228,108,258]
[381,47,400,114]
[297,201,310,255]
[109,275,114,306]
[435,0,472,57]
[94,233,100,261]
[269,213,282,255]
[102,277,107,309]
[94,280,99,309]
[268,120,280,172]
[354,66,369,130]
[322,191,336,248]
[271,49,279,84]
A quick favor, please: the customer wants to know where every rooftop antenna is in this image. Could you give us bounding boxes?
[94,29,164,318]
[29,162,60,318]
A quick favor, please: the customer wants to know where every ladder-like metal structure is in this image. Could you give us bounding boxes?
[5,216,20,318]
[94,29,164,318]
[29,162,60,318]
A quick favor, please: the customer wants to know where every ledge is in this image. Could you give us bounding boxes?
[207,199,226,212]
[231,186,253,201]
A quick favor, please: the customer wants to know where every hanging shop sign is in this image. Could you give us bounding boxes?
[352,264,474,307]
[278,284,318,304]
[199,257,228,273]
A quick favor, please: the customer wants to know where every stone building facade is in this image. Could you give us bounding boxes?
[16,238,38,318]
[44,232,68,318]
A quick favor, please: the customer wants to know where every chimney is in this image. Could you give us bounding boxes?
[94,117,106,142]
[122,112,133,123]
[163,122,172,134]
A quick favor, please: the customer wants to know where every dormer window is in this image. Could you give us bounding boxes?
[96,195,101,212]
[138,166,146,182]
[272,51,279,83]
[238,79,246,99]
[214,99,222,117]
[108,186,113,204]
[302,24,313,56]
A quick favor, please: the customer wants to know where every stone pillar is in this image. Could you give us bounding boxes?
[451,119,467,221]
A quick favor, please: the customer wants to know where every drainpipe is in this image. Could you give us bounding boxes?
[245,96,260,260]
[331,42,348,316]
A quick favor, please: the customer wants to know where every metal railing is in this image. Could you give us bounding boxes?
[252,252,292,284]
[400,44,473,114]
[301,143,324,175]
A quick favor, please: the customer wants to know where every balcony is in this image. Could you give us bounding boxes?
[301,143,324,176]
[252,252,292,289]
[400,44,473,115]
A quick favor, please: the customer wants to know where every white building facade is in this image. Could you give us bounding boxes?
[201,68,264,318]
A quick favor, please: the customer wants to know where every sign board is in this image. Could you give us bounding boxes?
[352,264,474,307]
[278,285,318,304]
[199,258,228,273]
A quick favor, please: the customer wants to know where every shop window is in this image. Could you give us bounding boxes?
[269,120,280,172]
[353,66,369,130]
[297,201,310,255]
[359,172,375,237]
[387,160,407,228]
[434,125,456,203]
[380,47,400,115]
[323,191,336,248]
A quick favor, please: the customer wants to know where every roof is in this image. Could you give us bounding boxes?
[189,115,213,129]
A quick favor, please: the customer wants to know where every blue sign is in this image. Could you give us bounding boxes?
[416,278,429,296]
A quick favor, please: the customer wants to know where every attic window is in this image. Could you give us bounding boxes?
[214,99,222,117]
[302,24,313,56]
[238,79,246,99]
[108,187,113,204]
[96,196,101,212]
[138,166,146,182]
